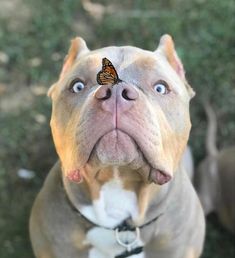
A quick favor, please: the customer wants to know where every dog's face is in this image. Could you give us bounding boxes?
[48,35,194,185]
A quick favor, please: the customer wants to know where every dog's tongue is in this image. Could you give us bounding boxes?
[150,168,172,185]
[67,169,83,183]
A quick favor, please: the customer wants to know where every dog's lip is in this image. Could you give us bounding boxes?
[149,168,172,185]
[85,128,172,184]
[87,128,142,162]
[86,128,117,162]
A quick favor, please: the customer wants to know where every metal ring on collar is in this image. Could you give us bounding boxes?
[115,227,140,252]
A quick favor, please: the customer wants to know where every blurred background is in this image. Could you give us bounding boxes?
[0,0,234,257]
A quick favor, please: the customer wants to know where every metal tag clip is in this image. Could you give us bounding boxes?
[115,227,140,252]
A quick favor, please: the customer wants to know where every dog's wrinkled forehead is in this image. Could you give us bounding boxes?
[70,46,186,96]
[75,46,157,74]
[48,35,195,99]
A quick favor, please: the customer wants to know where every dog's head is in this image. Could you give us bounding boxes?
[48,35,194,185]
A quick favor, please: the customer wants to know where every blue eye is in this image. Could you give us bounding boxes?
[153,81,169,95]
[70,80,85,93]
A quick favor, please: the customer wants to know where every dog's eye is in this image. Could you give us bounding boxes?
[70,80,85,93]
[154,81,169,95]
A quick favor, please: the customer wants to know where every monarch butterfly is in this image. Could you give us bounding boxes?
[97,58,122,85]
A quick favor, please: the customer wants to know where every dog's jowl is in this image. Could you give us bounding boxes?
[30,35,205,258]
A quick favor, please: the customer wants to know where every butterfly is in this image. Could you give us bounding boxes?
[97,58,122,86]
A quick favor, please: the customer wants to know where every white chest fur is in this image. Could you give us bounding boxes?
[79,170,145,258]
[80,169,139,227]
[87,227,145,258]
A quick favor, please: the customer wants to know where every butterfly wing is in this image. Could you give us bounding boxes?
[97,71,115,85]
[97,58,121,85]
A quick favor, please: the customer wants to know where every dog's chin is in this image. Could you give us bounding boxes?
[94,130,141,167]
[66,129,172,185]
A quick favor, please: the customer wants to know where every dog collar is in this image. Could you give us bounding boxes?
[62,179,163,231]
[63,182,163,257]
[65,190,163,231]
[115,246,143,258]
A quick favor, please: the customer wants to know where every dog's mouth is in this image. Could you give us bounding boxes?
[85,129,172,185]
[94,129,140,166]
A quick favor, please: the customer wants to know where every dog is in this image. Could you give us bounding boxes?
[195,102,235,234]
[181,145,194,181]
[30,34,205,258]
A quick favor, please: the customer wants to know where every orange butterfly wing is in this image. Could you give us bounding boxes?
[97,58,121,85]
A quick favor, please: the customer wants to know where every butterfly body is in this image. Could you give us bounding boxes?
[97,58,122,86]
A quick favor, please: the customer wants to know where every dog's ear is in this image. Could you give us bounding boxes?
[60,37,89,79]
[156,34,195,98]
[48,37,89,98]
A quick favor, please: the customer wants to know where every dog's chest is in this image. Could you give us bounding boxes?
[80,171,140,227]
[86,227,145,258]
[80,174,145,258]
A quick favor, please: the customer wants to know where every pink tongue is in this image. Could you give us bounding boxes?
[67,170,83,183]
[150,169,171,185]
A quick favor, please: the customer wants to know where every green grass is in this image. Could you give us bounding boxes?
[0,0,234,257]
[203,214,235,258]
[0,97,55,258]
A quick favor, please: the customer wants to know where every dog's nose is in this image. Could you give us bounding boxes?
[119,86,138,101]
[95,85,112,100]
[95,84,138,113]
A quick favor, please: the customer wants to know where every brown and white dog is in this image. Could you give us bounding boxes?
[195,102,235,234]
[30,35,205,258]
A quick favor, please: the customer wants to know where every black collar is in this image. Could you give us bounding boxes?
[65,193,162,258]
[115,246,143,258]
[63,183,163,231]
[63,183,163,258]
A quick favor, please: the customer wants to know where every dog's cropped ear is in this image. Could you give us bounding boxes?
[47,37,89,98]
[60,37,89,79]
[156,34,195,98]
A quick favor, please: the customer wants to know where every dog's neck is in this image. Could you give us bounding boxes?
[63,165,173,228]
